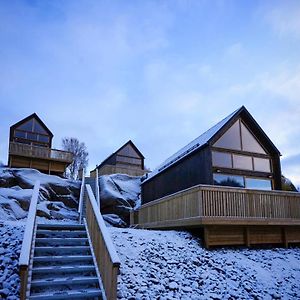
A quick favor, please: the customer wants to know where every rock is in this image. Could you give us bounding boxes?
[99,174,141,225]
[169,282,178,290]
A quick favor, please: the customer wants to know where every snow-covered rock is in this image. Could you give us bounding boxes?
[99,174,141,225]
[110,227,300,300]
[0,167,80,221]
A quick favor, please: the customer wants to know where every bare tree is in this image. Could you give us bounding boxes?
[62,137,88,180]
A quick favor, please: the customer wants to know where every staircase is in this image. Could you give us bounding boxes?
[28,223,103,299]
[80,177,98,220]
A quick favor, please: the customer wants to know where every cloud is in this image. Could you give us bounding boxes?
[264,0,300,38]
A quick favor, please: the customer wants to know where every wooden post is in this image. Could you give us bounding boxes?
[245,227,250,247]
[282,227,288,248]
[204,227,210,249]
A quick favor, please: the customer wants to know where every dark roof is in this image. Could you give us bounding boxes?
[95,140,144,170]
[142,106,281,184]
[10,113,53,137]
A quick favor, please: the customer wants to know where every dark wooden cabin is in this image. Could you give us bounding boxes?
[91,140,146,177]
[142,106,282,204]
[8,113,73,176]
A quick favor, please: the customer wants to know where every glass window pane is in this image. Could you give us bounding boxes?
[17,119,34,131]
[213,173,244,188]
[233,154,253,170]
[14,130,26,138]
[27,132,37,141]
[241,122,266,154]
[212,151,232,168]
[253,157,271,172]
[213,120,241,150]
[38,135,49,143]
[34,120,47,134]
[245,178,272,190]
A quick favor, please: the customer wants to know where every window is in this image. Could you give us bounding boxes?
[232,154,252,170]
[213,173,244,188]
[241,122,266,154]
[245,178,272,190]
[33,120,47,134]
[253,157,271,172]
[17,119,34,131]
[213,119,267,154]
[212,151,232,168]
[27,132,38,141]
[214,120,241,150]
[38,135,50,143]
[14,130,26,138]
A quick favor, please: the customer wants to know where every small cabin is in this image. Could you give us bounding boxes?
[91,140,146,177]
[141,106,282,204]
[8,113,73,176]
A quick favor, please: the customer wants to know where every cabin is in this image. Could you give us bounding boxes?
[8,113,73,176]
[142,106,282,203]
[132,106,300,248]
[91,140,146,177]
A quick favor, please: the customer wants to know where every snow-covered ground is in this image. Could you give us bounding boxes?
[0,222,24,299]
[110,227,300,300]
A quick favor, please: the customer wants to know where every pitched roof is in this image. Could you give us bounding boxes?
[142,106,280,184]
[95,140,144,170]
[10,113,53,137]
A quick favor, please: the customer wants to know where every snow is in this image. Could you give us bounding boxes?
[142,108,240,183]
[110,227,300,300]
[99,174,141,225]
[0,167,80,221]
[0,222,24,299]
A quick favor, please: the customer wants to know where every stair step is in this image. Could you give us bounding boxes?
[36,230,87,238]
[29,288,102,299]
[32,265,96,274]
[34,246,90,255]
[37,224,85,230]
[31,276,99,287]
[35,238,88,246]
[34,255,93,263]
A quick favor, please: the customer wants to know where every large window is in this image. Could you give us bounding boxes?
[213,174,244,188]
[213,173,272,190]
[212,151,271,173]
[212,151,232,168]
[214,119,267,154]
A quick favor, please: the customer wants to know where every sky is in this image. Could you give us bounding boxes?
[0,0,300,186]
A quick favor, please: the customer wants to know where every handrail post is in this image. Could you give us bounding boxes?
[78,169,85,224]
[19,181,40,300]
[95,168,100,207]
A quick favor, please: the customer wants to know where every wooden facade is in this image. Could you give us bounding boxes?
[132,184,300,248]
[142,106,282,204]
[8,113,73,176]
[91,140,146,177]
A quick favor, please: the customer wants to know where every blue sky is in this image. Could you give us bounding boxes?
[1,0,300,186]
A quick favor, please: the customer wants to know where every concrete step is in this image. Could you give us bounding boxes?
[35,238,89,246]
[34,246,90,256]
[37,224,85,231]
[36,230,87,238]
[31,276,99,288]
[28,288,102,299]
[32,265,96,275]
[33,255,93,264]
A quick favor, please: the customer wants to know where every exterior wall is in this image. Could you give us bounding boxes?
[98,164,146,177]
[141,147,212,203]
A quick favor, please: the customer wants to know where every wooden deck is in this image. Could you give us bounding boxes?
[9,142,73,175]
[132,184,300,248]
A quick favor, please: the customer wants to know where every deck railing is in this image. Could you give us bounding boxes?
[19,181,40,300]
[85,184,120,300]
[9,142,73,163]
[136,184,300,226]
